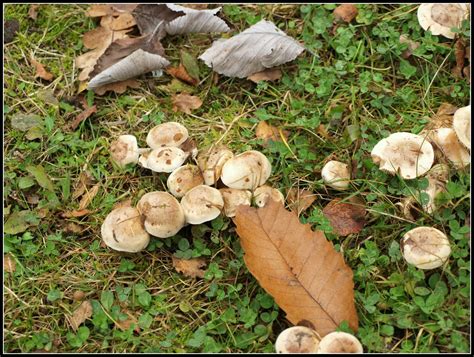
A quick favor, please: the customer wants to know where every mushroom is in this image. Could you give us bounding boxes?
[371,132,434,179]
[452,105,471,150]
[221,150,272,190]
[421,163,449,214]
[180,185,224,224]
[427,128,470,168]
[167,164,204,198]
[275,326,320,354]
[138,147,187,173]
[219,188,252,217]
[146,122,189,149]
[417,3,470,39]
[321,160,351,190]
[101,206,150,252]
[110,135,148,167]
[317,331,363,354]
[137,191,185,238]
[253,185,285,208]
[197,146,234,186]
[401,226,451,270]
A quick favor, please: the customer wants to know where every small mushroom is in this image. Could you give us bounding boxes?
[101,206,150,252]
[221,150,272,190]
[110,135,143,167]
[417,3,470,39]
[219,188,252,217]
[428,128,470,168]
[452,105,471,150]
[275,326,320,354]
[139,147,187,173]
[253,185,284,208]
[197,146,234,186]
[317,331,363,354]
[146,122,189,149]
[401,226,451,270]
[167,164,204,198]
[371,132,434,179]
[180,185,224,224]
[321,160,351,190]
[137,191,185,238]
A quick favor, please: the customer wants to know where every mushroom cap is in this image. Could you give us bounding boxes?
[321,160,351,190]
[146,122,189,149]
[221,150,272,190]
[453,105,471,150]
[110,134,139,167]
[167,164,204,198]
[417,3,470,39]
[180,185,224,224]
[371,132,434,179]
[197,146,234,186]
[275,326,320,354]
[401,226,451,270]
[137,191,185,238]
[253,185,284,208]
[428,128,470,168]
[101,206,150,252]
[317,331,363,353]
[139,147,187,173]
[219,188,252,217]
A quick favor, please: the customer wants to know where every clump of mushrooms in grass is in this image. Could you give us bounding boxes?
[417,3,470,39]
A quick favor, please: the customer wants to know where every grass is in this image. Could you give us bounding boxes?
[3,3,471,353]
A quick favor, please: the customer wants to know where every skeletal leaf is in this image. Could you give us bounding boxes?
[199,20,304,78]
[172,256,207,278]
[172,93,202,114]
[164,4,230,35]
[78,184,100,210]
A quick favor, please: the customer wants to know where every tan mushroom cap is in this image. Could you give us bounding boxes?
[253,185,284,208]
[371,132,434,179]
[275,326,320,354]
[167,164,204,198]
[219,188,252,217]
[101,206,150,252]
[417,4,470,39]
[428,128,470,168]
[181,185,224,224]
[453,105,471,150]
[317,331,363,354]
[321,160,351,190]
[146,122,189,149]
[401,226,451,270]
[221,150,272,190]
[137,191,185,238]
[139,147,187,173]
[197,146,234,186]
[110,134,140,167]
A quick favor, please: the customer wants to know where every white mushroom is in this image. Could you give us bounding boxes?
[221,150,272,190]
[137,191,185,238]
[371,132,434,179]
[428,128,470,168]
[197,146,234,186]
[167,164,204,198]
[317,331,363,354]
[180,185,224,224]
[110,135,142,167]
[321,160,351,190]
[101,206,150,252]
[275,326,320,354]
[253,185,284,208]
[139,147,187,173]
[401,226,451,270]
[146,122,189,149]
[417,3,470,39]
[452,105,471,150]
[219,188,252,217]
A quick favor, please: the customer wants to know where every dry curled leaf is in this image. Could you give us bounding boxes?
[4,254,16,273]
[61,209,92,218]
[69,300,93,331]
[287,188,317,216]
[453,38,466,78]
[172,93,202,114]
[323,197,366,236]
[28,4,39,20]
[167,64,198,86]
[31,57,54,81]
[116,310,140,333]
[172,256,207,278]
[248,68,282,83]
[78,184,100,210]
[255,121,289,147]
[69,105,97,131]
[333,4,358,23]
[234,200,358,337]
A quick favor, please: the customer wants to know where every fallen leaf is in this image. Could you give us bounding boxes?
[26,194,40,205]
[248,68,282,83]
[333,4,358,23]
[72,171,95,200]
[93,79,141,96]
[69,105,97,130]
[10,113,43,131]
[63,222,84,234]
[322,197,366,236]
[26,165,55,192]
[234,200,358,336]
[424,103,458,131]
[317,124,330,139]
[31,57,54,81]
[69,300,93,331]
[287,188,317,216]
[36,207,49,219]
[4,254,16,273]
[86,4,116,17]
[4,19,20,44]
[100,13,136,31]
[172,93,202,114]
[157,78,196,95]
[4,210,40,235]
[28,4,39,20]
[453,38,466,78]
[167,64,198,86]
[116,309,140,333]
[78,184,100,210]
[255,121,289,147]
[172,256,207,278]
[399,34,420,59]
[61,209,92,218]
[37,89,59,105]
[132,4,185,39]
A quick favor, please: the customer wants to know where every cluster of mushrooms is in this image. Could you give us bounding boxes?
[102,121,286,253]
